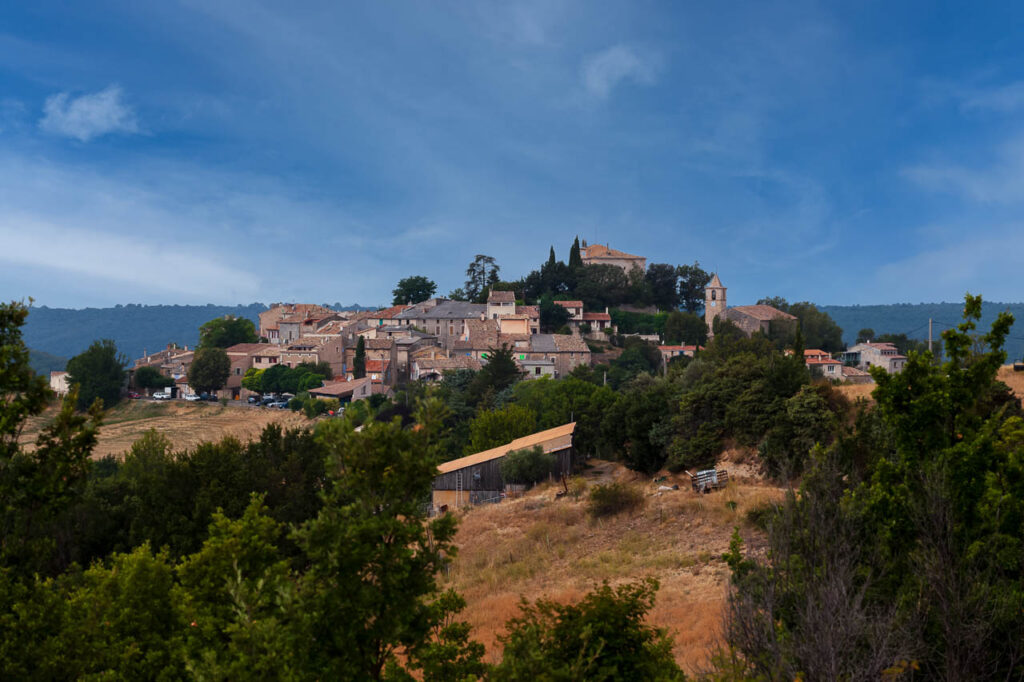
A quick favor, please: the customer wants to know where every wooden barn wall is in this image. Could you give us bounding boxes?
[433,446,574,491]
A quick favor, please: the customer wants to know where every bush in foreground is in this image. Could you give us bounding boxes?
[587,481,644,518]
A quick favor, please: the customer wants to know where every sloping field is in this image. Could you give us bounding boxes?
[998,364,1024,397]
[443,461,784,674]
[20,400,309,458]
[835,365,1024,405]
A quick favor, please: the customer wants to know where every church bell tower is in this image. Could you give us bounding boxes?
[704,273,726,333]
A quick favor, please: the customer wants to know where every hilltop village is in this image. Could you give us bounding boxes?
[105,240,900,407]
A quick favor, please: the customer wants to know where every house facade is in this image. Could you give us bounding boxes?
[842,342,907,374]
[580,242,646,273]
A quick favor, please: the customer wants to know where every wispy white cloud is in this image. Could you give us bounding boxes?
[868,224,1024,303]
[581,45,658,99]
[904,134,1024,203]
[0,215,260,299]
[39,84,138,141]
[958,81,1024,113]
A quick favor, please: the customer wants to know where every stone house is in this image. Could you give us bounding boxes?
[580,241,646,273]
[842,342,907,374]
[704,273,796,338]
[658,345,702,367]
[259,303,336,344]
[50,371,70,397]
[394,300,487,349]
[308,377,373,403]
[411,356,483,382]
[486,289,517,320]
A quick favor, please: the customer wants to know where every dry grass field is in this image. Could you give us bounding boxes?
[443,461,784,674]
[19,400,310,458]
[998,364,1024,397]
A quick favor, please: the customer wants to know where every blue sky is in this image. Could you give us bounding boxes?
[3,1,1024,308]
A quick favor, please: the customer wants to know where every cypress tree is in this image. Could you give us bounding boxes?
[353,336,366,379]
[569,236,583,270]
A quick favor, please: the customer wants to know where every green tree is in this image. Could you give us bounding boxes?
[575,264,630,310]
[0,300,101,576]
[467,404,537,453]
[292,418,481,679]
[856,327,875,343]
[494,579,684,681]
[645,263,679,310]
[758,298,844,352]
[187,347,230,395]
[66,338,127,410]
[198,315,258,349]
[721,294,1024,679]
[353,336,366,379]
[500,445,556,485]
[464,254,500,303]
[241,367,265,393]
[539,295,571,333]
[568,236,583,270]
[677,262,712,313]
[391,275,437,306]
[133,365,172,391]
[468,345,522,405]
[663,311,707,346]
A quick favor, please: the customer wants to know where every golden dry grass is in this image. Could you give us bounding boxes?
[998,365,1024,398]
[833,382,876,403]
[19,400,309,458]
[443,461,784,673]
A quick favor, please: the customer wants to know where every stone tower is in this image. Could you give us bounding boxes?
[704,272,726,333]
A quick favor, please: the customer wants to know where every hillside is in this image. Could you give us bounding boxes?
[822,301,1024,360]
[21,302,379,361]
[442,460,782,674]
[19,400,309,459]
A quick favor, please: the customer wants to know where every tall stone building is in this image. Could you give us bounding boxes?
[704,272,727,330]
[704,273,795,338]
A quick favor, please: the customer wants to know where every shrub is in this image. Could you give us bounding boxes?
[303,399,329,419]
[500,446,556,485]
[587,482,643,518]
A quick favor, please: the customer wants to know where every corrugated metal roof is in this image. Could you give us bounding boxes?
[437,422,576,474]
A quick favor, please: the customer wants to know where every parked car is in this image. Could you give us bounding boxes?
[247,395,260,404]
[127,392,141,399]
[261,395,279,406]
[184,393,202,402]
[153,392,171,401]
[267,400,289,409]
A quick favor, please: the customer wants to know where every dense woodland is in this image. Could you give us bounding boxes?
[6,288,1024,678]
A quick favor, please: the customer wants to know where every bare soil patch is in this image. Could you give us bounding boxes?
[444,459,783,674]
[20,400,309,458]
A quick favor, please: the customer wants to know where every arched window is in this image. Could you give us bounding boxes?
[711,290,717,301]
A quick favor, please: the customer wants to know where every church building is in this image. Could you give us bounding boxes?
[705,273,796,337]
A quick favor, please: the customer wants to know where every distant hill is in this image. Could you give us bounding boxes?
[23,302,380,361]
[821,301,1024,361]
[23,304,268,361]
[29,348,68,376]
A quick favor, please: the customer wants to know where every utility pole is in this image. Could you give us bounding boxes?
[928,318,933,353]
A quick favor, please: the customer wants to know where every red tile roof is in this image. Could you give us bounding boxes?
[582,312,611,321]
[554,300,584,309]
[729,305,797,321]
[582,244,644,260]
